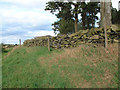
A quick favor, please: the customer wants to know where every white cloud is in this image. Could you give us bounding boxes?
[2,35,21,44]
[26,30,56,37]
[0,0,57,44]
[1,30,56,44]
[0,0,50,9]
[0,6,56,26]
[112,0,119,10]
[0,0,119,44]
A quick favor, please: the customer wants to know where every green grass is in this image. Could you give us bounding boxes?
[0,50,2,89]
[2,44,118,88]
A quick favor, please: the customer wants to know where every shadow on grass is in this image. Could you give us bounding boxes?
[3,50,8,53]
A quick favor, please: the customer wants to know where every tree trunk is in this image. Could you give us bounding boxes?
[87,13,90,29]
[82,12,86,30]
[92,13,94,28]
[75,15,78,33]
[75,4,78,33]
[81,2,86,30]
[100,2,104,27]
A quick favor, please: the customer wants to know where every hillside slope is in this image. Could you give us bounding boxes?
[2,44,118,88]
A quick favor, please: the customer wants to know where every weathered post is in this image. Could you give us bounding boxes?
[104,17,108,48]
[48,37,50,51]
[19,39,21,47]
[100,0,111,49]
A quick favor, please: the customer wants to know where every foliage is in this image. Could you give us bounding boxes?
[0,44,6,53]
[45,2,75,34]
[45,2,82,33]
[111,7,120,24]
[52,19,75,34]
[45,1,100,34]
[86,2,100,29]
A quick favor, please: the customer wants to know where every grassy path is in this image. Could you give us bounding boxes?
[2,44,119,88]
[3,46,19,59]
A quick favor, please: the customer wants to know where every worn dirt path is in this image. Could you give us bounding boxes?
[4,46,19,59]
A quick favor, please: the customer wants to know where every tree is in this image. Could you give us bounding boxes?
[111,7,120,24]
[111,7,118,24]
[117,11,120,24]
[80,2,87,30]
[45,1,100,34]
[52,19,75,34]
[71,1,83,32]
[87,2,100,28]
[45,1,82,33]
[45,2,75,34]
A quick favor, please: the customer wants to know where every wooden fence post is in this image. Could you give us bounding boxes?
[19,39,21,47]
[48,37,50,51]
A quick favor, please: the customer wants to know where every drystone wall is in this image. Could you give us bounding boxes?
[23,27,120,49]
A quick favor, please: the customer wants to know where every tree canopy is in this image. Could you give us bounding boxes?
[111,7,120,24]
[45,1,100,34]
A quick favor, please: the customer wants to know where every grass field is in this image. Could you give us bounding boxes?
[2,44,119,88]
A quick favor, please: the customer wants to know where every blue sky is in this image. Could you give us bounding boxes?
[0,0,119,44]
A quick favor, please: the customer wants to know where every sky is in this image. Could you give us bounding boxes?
[0,0,119,44]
